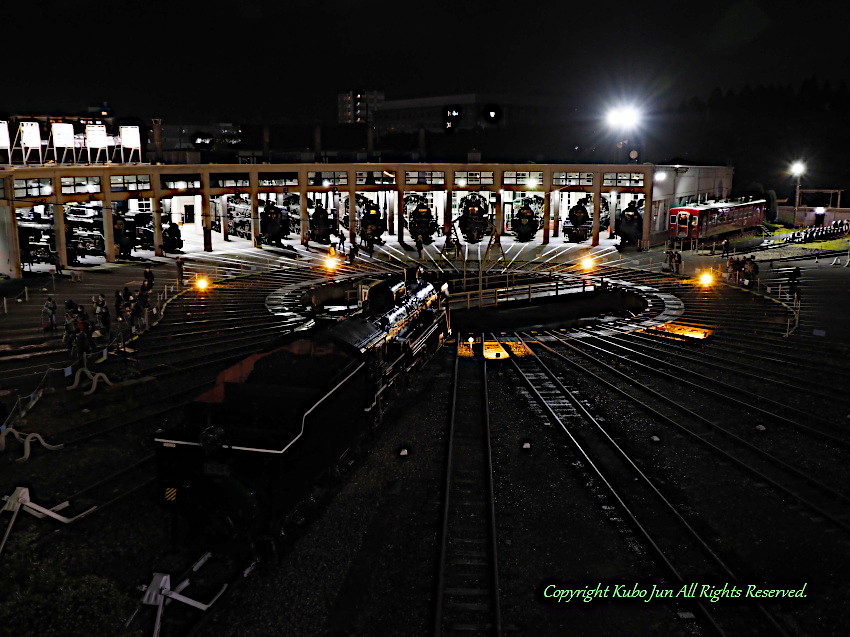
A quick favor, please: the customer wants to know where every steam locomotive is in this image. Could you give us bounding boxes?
[309,202,339,244]
[510,196,543,242]
[457,193,492,243]
[615,201,643,248]
[561,196,611,243]
[359,200,386,247]
[405,194,438,244]
[154,276,450,542]
[259,200,293,247]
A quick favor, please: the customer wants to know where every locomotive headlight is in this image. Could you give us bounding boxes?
[195,277,210,290]
[699,272,714,286]
[580,257,594,270]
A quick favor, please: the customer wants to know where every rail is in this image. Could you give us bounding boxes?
[448,277,594,310]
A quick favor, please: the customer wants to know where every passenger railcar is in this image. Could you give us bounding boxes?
[457,193,492,243]
[669,199,766,243]
[155,277,450,542]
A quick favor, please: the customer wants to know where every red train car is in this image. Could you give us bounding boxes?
[669,199,766,242]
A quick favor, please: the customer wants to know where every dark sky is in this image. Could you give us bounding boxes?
[4,0,850,123]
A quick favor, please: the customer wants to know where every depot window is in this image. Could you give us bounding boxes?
[405,171,445,185]
[603,172,645,187]
[161,174,201,190]
[553,172,594,187]
[13,178,53,197]
[356,171,396,185]
[258,172,298,186]
[503,171,543,186]
[61,176,101,194]
[110,174,151,192]
[455,171,494,186]
[308,171,347,186]
[210,173,249,188]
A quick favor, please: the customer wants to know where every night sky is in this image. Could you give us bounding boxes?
[4,0,849,122]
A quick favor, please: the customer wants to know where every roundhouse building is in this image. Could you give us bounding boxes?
[0,162,731,279]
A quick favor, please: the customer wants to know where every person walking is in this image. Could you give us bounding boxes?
[42,297,57,331]
[721,239,730,257]
[143,265,155,291]
[415,235,424,259]
[176,256,185,286]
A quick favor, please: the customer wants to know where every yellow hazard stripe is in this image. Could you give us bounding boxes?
[165,487,177,501]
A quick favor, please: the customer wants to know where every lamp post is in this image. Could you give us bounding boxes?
[790,161,805,211]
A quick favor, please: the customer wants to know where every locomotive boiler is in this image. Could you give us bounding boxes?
[457,193,492,243]
[155,276,450,542]
[405,194,438,244]
[510,196,543,242]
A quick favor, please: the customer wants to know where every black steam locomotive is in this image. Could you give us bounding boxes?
[457,193,492,243]
[154,276,450,542]
[615,201,643,248]
[259,200,292,247]
[405,194,438,244]
[309,202,339,245]
[359,201,386,247]
[561,196,611,243]
[511,196,543,242]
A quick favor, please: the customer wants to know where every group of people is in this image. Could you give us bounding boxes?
[41,265,159,362]
[664,250,683,274]
[727,255,760,287]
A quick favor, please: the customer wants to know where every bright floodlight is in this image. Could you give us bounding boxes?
[699,272,714,286]
[528,177,539,188]
[324,255,338,269]
[655,172,667,182]
[606,106,641,130]
[790,161,805,177]
[581,257,594,270]
[195,277,210,290]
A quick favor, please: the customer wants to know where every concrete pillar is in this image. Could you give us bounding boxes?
[444,169,455,236]
[493,191,503,238]
[249,175,261,248]
[0,190,23,279]
[299,190,310,244]
[347,188,357,245]
[541,169,552,244]
[387,190,395,235]
[152,197,164,255]
[591,171,602,246]
[642,170,653,250]
[100,189,116,263]
[396,183,404,244]
[200,171,212,252]
[552,191,561,238]
[53,203,68,267]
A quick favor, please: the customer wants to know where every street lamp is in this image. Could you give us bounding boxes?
[790,161,805,210]
[606,106,642,163]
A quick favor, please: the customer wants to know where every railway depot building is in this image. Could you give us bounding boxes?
[0,162,731,279]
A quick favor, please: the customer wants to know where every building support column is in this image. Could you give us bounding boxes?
[642,171,653,250]
[200,172,212,252]
[100,191,116,263]
[552,190,561,238]
[2,176,23,279]
[53,203,68,267]
[591,172,602,246]
[396,186,404,244]
[542,169,552,244]
[347,188,357,246]
[249,173,261,248]
[444,169,455,237]
[152,197,165,256]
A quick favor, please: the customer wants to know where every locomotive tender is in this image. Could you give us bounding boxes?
[155,276,449,540]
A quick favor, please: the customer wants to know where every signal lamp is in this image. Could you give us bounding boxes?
[699,272,714,286]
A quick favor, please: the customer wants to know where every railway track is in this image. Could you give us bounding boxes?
[434,337,502,636]
[497,332,791,636]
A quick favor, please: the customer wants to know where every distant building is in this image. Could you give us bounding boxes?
[337,90,385,125]
[373,93,575,135]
